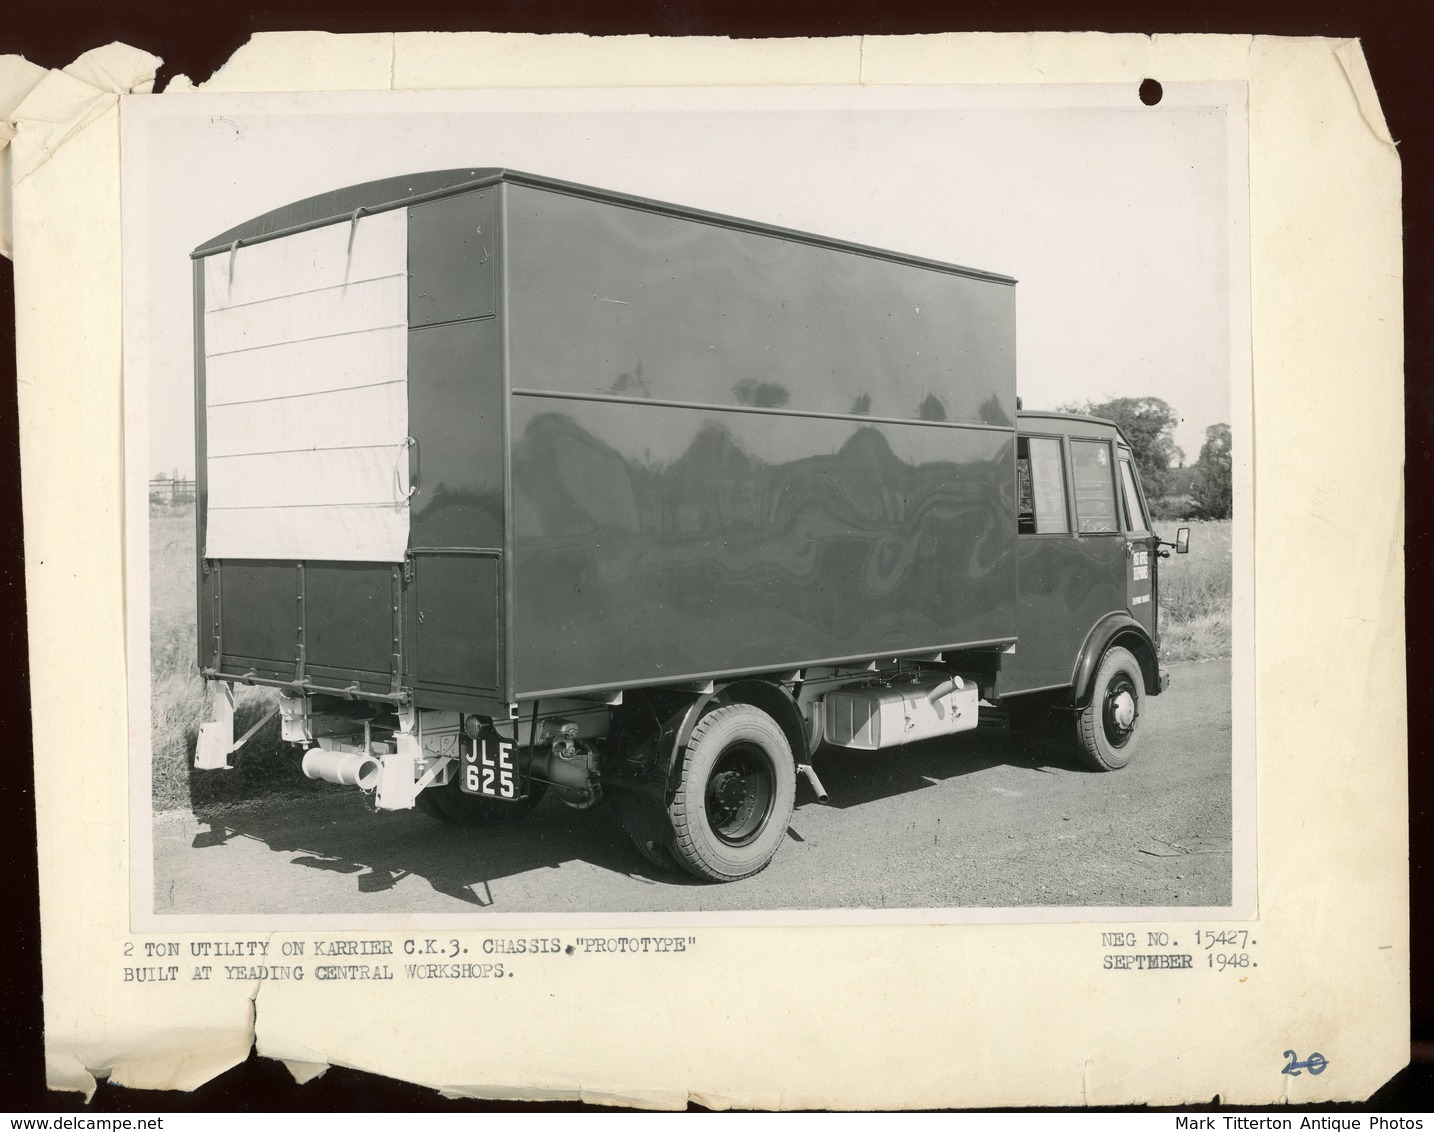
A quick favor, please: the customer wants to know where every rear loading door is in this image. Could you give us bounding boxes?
[197,208,411,695]
[205,561,401,693]
[198,191,506,703]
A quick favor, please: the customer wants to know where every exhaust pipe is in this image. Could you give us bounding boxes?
[798,763,829,803]
[302,748,381,790]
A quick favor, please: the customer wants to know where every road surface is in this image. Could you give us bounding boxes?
[152,659,1233,916]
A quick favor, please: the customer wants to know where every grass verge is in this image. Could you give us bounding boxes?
[1155,519,1233,662]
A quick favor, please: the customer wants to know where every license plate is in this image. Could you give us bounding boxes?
[460,735,520,799]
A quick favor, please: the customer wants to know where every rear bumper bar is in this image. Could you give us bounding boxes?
[200,666,410,706]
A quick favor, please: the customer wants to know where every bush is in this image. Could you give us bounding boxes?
[1149,494,1200,522]
[1191,424,1233,520]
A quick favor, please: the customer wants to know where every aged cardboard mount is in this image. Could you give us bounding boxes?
[0,34,1406,1106]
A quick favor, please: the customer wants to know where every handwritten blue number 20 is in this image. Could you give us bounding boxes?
[1282,1051,1328,1076]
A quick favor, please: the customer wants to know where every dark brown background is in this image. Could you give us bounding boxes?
[1,1,1427,1113]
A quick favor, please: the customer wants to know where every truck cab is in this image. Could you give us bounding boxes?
[1002,411,1178,770]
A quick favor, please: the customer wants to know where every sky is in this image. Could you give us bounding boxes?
[123,84,1245,478]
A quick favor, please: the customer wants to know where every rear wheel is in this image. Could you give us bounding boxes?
[416,772,548,826]
[668,703,796,882]
[628,835,681,872]
[1075,646,1145,771]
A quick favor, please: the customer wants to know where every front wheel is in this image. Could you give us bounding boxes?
[668,703,796,882]
[1075,645,1146,771]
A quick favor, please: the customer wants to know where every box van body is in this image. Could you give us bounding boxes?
[190,169,1177,881]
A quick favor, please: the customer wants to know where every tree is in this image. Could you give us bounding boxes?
[1058,396,1184,497]
[1192,423,1233,520]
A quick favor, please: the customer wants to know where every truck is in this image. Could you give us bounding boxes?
[189,167,1189,882]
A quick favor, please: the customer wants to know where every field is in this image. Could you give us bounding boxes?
[149,505,338,812]
[148,505,1233,813]
[1154,519,1234,662]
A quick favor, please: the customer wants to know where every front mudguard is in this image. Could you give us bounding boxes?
[1070,613,1161,709]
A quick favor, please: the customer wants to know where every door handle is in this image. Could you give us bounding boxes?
[395,436,418,501]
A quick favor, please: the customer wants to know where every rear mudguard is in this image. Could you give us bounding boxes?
[602,693,705,849]
[602,679,808,847]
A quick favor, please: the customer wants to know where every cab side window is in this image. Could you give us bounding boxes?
[1016,436,1069,534]
[1118,459,1151,535]
[1071,439,1118,533]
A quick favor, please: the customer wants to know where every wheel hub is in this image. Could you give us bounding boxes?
[712,771,748,812]
[1102,676,1138,748]
[704,742,776,847]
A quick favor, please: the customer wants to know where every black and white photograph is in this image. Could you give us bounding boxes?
[123,83,1252,925]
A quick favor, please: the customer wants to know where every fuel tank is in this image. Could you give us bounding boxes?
[823,675,980,751]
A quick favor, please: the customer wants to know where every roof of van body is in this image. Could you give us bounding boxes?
[192,167,1017,286]
[1018,410,1130,446]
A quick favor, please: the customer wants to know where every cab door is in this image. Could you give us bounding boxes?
[1116,450,1158,642]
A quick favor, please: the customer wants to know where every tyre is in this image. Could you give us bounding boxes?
[1075,645,1145,771]
[415,772,548,826]
[668,703,797,882]
[628,834,681,873]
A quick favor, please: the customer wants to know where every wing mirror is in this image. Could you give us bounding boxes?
[1158,527,1191,558]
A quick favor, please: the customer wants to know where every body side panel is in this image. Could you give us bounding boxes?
[509,396,1016,696]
